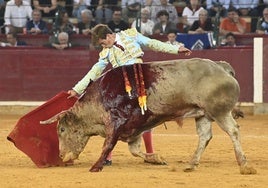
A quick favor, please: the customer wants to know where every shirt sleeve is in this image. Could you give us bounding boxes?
[206,0,213,9]
[136,32,181,54]
[4,4,11,25]
[223,0,231,10]
[72,55,109,95]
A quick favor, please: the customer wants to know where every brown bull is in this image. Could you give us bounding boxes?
[41,58,256,174]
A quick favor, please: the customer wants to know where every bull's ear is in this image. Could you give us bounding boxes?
[40,110,68,125]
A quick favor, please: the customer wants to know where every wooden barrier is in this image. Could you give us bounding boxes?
[0,46,255,102]
[0,34,91,47]
[1,33,267,46]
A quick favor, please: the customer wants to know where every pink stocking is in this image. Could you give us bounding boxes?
[142,130,154,154]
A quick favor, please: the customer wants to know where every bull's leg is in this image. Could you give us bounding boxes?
[215,113,257,175]
[90,134,119,172]
[184,116,212,172]
[128,135,167,165]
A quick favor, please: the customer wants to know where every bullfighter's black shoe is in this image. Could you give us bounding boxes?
[103,159,112,166]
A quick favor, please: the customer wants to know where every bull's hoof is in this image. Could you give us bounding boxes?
[103,159,112,166]
[240,166,257,175]
[183,164,197,172]
[89,166,103,172]
[144,153,167,165]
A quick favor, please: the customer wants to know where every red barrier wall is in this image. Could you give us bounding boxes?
[0,46,254,102]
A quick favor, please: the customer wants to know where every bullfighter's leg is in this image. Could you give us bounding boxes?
[128,134,167,165]
[142,130,154,153]
[215,112,257,175]
[90,134,119,172]
[184,116,212,172]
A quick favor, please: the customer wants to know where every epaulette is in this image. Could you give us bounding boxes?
[123,28,138,37]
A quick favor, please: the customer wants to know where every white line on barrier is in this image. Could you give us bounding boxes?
[154,134,268,138]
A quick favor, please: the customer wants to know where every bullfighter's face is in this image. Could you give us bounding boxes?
[98,33,115,49]
[57,112,89,162]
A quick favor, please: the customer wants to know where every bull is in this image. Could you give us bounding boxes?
[41,58,256,174]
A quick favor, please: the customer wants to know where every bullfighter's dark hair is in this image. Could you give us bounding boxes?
[91,24,113,46]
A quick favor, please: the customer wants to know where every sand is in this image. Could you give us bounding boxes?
[0,114,268,188]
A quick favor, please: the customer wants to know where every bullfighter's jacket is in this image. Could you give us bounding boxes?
[73,28,182,95]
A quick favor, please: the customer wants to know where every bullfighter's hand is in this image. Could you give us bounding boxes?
[67,90,78,98]
[179,46,192,56]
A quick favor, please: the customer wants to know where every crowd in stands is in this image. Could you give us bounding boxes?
[0,0,268,49]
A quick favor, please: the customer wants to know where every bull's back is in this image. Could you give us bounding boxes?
[145,58,240,116]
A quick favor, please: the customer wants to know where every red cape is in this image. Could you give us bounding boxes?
[7,91,77,167]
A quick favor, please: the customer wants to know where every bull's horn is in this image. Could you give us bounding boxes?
[40,110,68,125]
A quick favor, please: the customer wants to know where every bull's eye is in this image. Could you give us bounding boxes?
[60,127,65,133]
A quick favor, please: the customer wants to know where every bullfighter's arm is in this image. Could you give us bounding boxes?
[72,57,109,95]
[143,35,192,55]
[128,29,181,54]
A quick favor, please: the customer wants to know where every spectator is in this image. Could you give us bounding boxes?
[49,31,72,50]
[188,9,214,34]
[94,0,118,24]
[107,7,129,33]
[0,32,27,47]
[4,0,32,34]
[150,0,178,24]
[26,9,48,34]
[232,0,259,32]
[121,0,146,24]
[131,7,154,36]
[72,0,92,22]
[182,0,204,33]
[61,0,74,17]
[0,0,6,34]
[152,9,177,34]
[256,7,268,34]
[146,0,160,6]
[220,32,237,46]
[258,0,268,17]
[52,10,76,35]
[145,0,161,10]
[219,7,247,35]
[77,9,97,35]
[33,0,57,20]
[166,30,184,47]
[206,0,231,17]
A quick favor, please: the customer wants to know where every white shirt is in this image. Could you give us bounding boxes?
[182,6,204,28]
[206,0,231,10]
[166,40,184,48]
[73,0,91,6]
[121,0,146,8]
[232,0,259,9]
[4,0,32,27]
[131,19,154,36]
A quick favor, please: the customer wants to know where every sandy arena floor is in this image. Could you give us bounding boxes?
[0,114,268,188]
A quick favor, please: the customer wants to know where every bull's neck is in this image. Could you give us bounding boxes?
[84,123,106,138]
